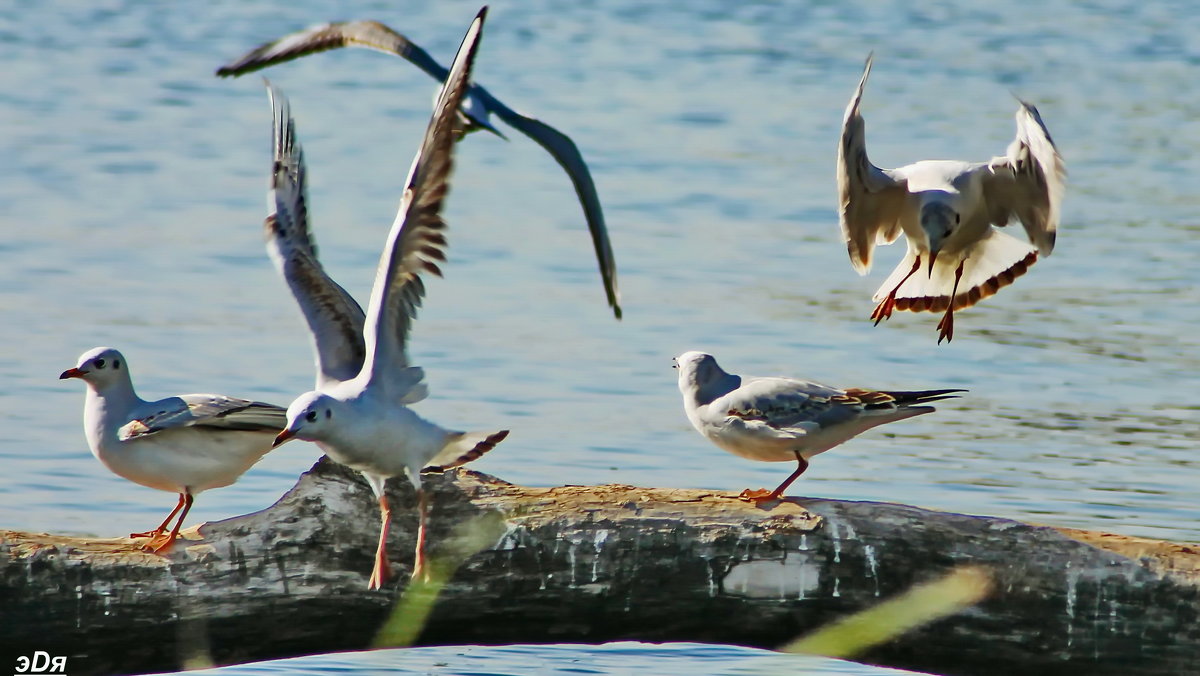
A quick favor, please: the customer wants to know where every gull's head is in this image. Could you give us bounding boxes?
[60,347,128,389]
[919,201,960,275]
[673,351,724,390]
[275,391,338,447]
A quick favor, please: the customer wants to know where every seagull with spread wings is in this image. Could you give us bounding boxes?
[265,9,508,589]
[60,347,286,552]
[217,15,621,319]
[675,351,963,503]
[838,54,1065,343]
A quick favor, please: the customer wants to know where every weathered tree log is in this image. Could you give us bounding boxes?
[2,457,1197,676]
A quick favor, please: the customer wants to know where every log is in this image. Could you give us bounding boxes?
[2,457,1197,676]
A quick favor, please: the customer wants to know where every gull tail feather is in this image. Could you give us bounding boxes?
[879,388,968,407]
[424,429,510,472]
[876,228,1038,313]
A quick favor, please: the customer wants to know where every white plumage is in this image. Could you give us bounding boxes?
[837,54,1066,343]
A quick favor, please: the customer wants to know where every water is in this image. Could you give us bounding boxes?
[1,0,1198,674]
[196,643,916,676]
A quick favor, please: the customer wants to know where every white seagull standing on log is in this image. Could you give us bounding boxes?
[674,351,963,503]
[266,8,508,589]
[60,347,287,552]
[215,13,621,320]
[837,54,1065,343]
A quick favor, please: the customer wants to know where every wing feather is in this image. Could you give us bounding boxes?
[119,397,286,441]
[360,8,486,395]
[475,93,621,318]
[264,81,367,387]
[981,100,1065,256]
[837,53,909,275]
[217,20,449,82]
[217,17,621,320]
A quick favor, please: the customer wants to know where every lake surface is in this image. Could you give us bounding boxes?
[1,0,1197,674]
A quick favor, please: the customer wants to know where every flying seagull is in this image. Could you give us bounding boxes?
[265,9,508,589]
[217,15,621,319]
[60,347,286,552]
[837,53,1065,343]
[674,351,963,503]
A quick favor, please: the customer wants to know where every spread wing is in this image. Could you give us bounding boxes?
[837,53,909,275]
[119,396,287,441]
[217,20,449,82]
[472,87,621,319]
[981,100,1065,256]
[217,18,621,320]
[264,81,367,388]
[359,8,486,397]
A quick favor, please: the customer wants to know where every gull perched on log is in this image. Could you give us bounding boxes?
[60,347,286,552]
[838,54,1065,343]
[264,9,508,589]
[674,351,963,503]
[216,15,621,320]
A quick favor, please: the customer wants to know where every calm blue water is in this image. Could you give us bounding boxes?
[2,0,1198,674]
[195,643,915,676]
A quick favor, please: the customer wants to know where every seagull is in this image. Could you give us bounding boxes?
[673,351,963,503]
[216,16,622,320]
[264,8,509,589]
[837,54,1066,343]
[60,347,287,552]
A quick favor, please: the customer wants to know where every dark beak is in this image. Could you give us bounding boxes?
[272,428,296,448]
[59,368,86,380]
[927,251,939,278]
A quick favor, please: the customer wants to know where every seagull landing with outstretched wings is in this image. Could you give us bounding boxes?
[838,54,1065,343]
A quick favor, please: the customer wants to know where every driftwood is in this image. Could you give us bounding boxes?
[2,457,1198,676]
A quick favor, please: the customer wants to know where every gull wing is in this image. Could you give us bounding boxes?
[837,53,909,275]
[217,20,450,82]
[218,17,621,319]
[360,8,486,397]
[981,100,1065,256]
[711,377,848,436]
[264,81,368,388]
[716,378,960,435]
[471,87,621,318]
[119,396,286,441]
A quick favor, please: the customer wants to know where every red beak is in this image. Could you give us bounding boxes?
[273,428,296,448]
[59,368,86,380]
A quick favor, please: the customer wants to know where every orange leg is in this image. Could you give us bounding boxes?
[131,493,186,539]
[871,256,921,325]
[739,453,809,504]
[144,492,193,553]
[368,495,393,590]
[936,260,965,344]
[411,488,430,582]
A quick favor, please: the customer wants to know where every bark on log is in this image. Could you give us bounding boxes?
[2,457,1197,676]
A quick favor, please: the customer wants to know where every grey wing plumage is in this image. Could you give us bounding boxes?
[716,377,848,434]
[473,89,621,318]
[119,396,287,441]
[360,9,486,392]
[217,20,450,82]
[981,100,1065,256]
[837,53,908,275]
[265,81,367,386]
